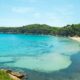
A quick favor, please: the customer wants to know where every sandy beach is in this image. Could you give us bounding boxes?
[69,37,80,42]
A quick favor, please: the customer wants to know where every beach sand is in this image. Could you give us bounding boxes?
[70,37,80,42]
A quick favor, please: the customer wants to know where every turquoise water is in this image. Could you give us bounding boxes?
[0,34,80,72]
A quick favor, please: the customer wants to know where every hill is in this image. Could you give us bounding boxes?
[0,24,80,37]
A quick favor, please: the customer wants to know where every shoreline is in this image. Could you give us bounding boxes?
[0,69,26,80]
[69,37,80,42]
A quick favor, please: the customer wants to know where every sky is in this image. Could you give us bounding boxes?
[0,0,80,27]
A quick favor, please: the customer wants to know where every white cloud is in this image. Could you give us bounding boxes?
[12,7,34,14]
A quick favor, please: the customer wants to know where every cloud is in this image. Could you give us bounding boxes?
[12,7,34,14]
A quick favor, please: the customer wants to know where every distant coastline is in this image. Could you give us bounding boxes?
[0,24,80,37]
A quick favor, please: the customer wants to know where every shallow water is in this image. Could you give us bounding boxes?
[0,34,80,73]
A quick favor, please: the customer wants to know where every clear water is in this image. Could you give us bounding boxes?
[0,34,80,72]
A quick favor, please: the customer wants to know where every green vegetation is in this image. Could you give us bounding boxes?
[0,24,80,36]
[58,24,80,36]
[0,70,13,80]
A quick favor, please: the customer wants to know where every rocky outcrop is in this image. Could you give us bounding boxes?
[1,69,28,80]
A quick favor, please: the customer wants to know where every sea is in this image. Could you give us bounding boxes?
[0,34,80,80]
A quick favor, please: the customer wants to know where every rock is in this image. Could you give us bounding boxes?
[8,74,21,80]
[0,69,27,80]
[5,69,12,73]
[10,72,24,78]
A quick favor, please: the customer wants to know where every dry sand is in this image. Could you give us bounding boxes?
[69,37,80,42]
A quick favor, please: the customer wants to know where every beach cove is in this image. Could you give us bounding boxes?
[0,34,80,80]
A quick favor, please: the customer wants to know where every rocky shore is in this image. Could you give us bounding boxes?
[1,69,28,80]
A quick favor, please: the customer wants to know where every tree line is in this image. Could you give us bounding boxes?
[0,24,80,37]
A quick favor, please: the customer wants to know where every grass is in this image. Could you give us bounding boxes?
[0,70,13,80]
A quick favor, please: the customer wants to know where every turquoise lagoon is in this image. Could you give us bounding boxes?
[0,34,80,73]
